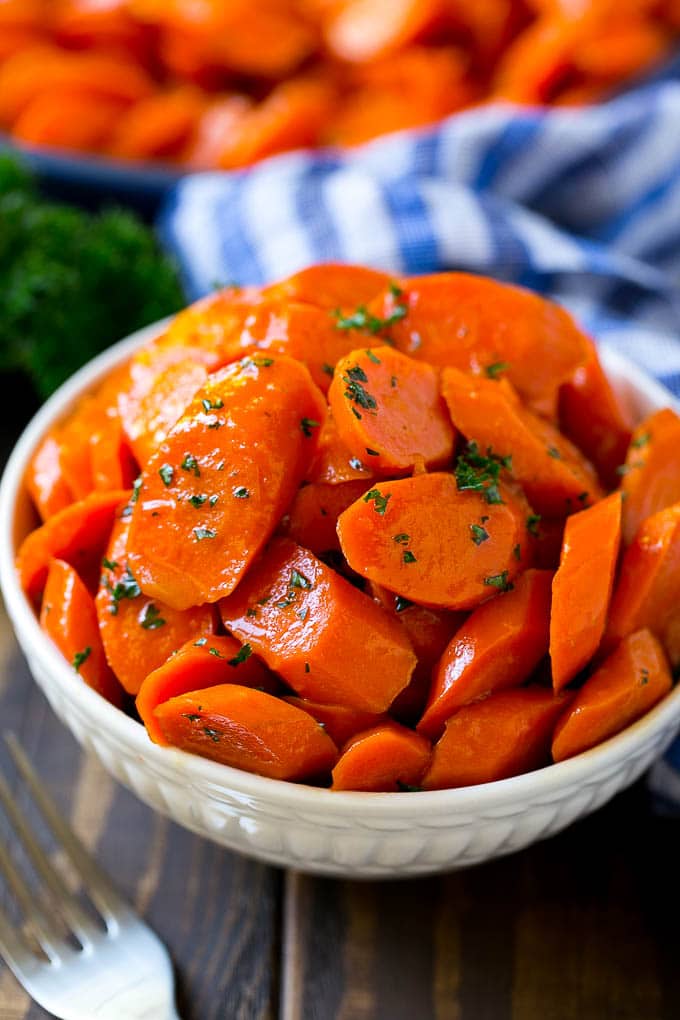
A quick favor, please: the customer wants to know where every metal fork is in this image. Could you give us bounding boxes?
[0,733,181,1019]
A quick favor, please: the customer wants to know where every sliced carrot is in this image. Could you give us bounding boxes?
[331,722,432,792]
[422,687,571,789]
[337,472,532,611]
[158,285,261,367]
[17,488,128,601]
[305,413,375,485]
[558,340,633,489]
[25,431,74,522]
[203,3,318,78]
[96,510,215,695]
[620,409,680,545]
[56,396,105,501]
[52,0,149,59]
[552,630,672,762]
[418,569,553,740]
[550,493,622,691]
[12,89,125,152]
[573,18,669,79]
[89,416,138,492]
[40,559,123,708]
[328,346,455,474]
[604,503,680,654]
[283,697,386,748]
[183,95,254,169]
[219,537,416,713]
[137,633,276,745]
[126,355,326,611]
[369,274,590,418]
[492,17,576,104]
[263,264,392,311]
[109,87,206,161]
[281,480,371,555]
[441,368,603,517]
[154,685,338,781]
[325,0,445,62]
[0,25,46,61]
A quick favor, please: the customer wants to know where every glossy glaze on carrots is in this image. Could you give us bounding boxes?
[18,264,677,791]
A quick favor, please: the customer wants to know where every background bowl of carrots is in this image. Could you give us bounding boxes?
[1,0,680,203]
[2,315,680,878]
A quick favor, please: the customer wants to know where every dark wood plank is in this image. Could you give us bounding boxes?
[281,784,680,1020]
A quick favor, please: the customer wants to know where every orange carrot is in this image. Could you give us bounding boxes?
[25,431,73,522]
[283,697,387,747]
[550,493,622,691]
[331,722,432,792]
[56,396,104,500]
[418,569,553,739]
[157,285,262,367]
[154,685,338,781]
[305,413,375,485]
[558,340,633,489]
[422,687,571,789]
[40,558,123,708]
[137,633,276,745]
[17,488,128,601]
[441,368,603,517]
[325,0,445,62]
[126,355,326,610]
[12,89,125,152]
[620,409,680,544]
[96,509,215,695]
[89,416,138,492]
[369,273,590,418]
[109,87,205,160]
[604,503,680,654]
[281,479,372,555]
[328,346,455,474]
[337,472,532,610]
[183,95,254,169]
[264,264,392,311]
[552,629,672,762]
[219,537,416,713]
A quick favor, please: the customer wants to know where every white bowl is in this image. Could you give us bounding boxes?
[1,324,679,878]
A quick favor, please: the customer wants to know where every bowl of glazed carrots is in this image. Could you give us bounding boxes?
[1,0,679,184]
[2,263,680,878]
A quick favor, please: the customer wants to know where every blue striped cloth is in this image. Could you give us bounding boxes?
[159,77,680,808]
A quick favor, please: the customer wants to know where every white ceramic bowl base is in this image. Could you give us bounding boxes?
[2,324,680,878]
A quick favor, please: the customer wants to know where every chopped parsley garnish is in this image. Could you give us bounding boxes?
[209,495,218,507]
[640,668,650,686]
[366,448,380,457]
[193,526,216,541]
[366,349,381,364]
[131,476,142,503]
[276,597,295,609]
[403,550,417,564]
[396,781,422,793]
[228,643,252,667]
[102,557,118,571]
[203,727,221,743]
[297,606,309,622]
[188,493,208,508]
[233,487,250,499]
[454,442,510,505]
[105,566,141,615]
[470,524,489,545]
[140,603,166,630]
[349,457,366,471]
[631,432,651,449]
[290,569,312,590]
[322,362,334,378]
[183,713,201,723]
[194,637,208,646]
[527,514,541,537]
[485,361,509,379]
[206,416,224,429]
[72,647,91,672]
[181,453,200,477]
[332,295,407,335]
[300,417,320,438]
[159,464,174,487]
[395,596,413,613]
[342,365,378,416]
[547,446,561,459]
[363,488,391,515]
[208,646,226,658]
[484,571,514,593]
[202,397,224,412]
[393,533,410,545]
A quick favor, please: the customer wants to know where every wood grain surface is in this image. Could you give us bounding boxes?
[1,406,680,1020]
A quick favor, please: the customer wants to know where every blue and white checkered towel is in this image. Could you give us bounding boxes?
[159,77,680,808]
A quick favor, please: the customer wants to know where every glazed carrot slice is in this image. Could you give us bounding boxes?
[137,633,276,745]
[337,472,532,611]
[264,264,392,311]
[369,274,590,418]
[126,355,326,611]
[573,18,669,79]
[40,559,123,708]
[305,413,375,485]
[331,722,432,792]
[206,4,317,78]
[552,630,672,762]
[558,340,633,489]
[183,95,254,170]
[441,368,603,517]
[620,409,680,545]
[550,493,622,691]
[422,687,571,789]
[328,346,455,474]
[282,480,371,555]
[325,0,445,62]
[96,510,215,695]
[17,488,128,601]
[109,87,206,160]
[157,285,262,361]
[25,432,74,522]
[283,697,386,748]
[418,569,553,740]
[89,417,138,492]
[52,0,148,58]
[219,538,416,713]
[13,89,125,152]
[604,503,680,654]
[154,685,338,782]
[0,25,46,61]
[57,396,105,501]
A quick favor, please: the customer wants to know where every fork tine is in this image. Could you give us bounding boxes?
[0,900,38,976]
[4,733,128,926]
[0,771,100,948]
[0,838,68,963]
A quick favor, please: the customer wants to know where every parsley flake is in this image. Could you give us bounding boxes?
[485,361,509,379]
[470,524,489,545]
[484,571,514,593]
[102,557,118,571]
[395,596,413,613]
[366,349,381,364]
[105,566,141,615]
[140,603,166,630]
[181,453,200,477]
[131,476,142,503]
[349,456,366,471]
[547,446,561,459]
[228,643,252,667]
[322,362,334,378]
[159,464,174,487]
[233,487,250,499]
[403,550,417,564]
[301,418,320,438]
[454,442,510,505]
[366,448,380,457]
[631,432,651,449]
[194,637,208,646]
[72,647,91,672]
[527,514,542,537]
[640,668,650,686]
[393,533,410,545]
[202,397,224,412]
[290,569,312,590]
[193,526,216,541]
[363,488,391,515]
[188,493,208,508]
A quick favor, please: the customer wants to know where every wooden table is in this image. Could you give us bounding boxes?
[1,405,680,1020]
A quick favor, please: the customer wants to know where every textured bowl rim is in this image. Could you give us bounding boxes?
[2,321,680,817]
